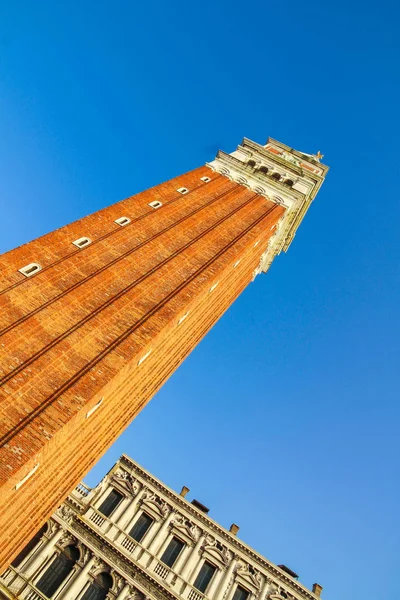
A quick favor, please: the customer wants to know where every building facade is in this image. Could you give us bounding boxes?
[0,456,323,600]
[0,138,328,568]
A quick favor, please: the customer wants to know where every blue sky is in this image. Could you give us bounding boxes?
[1,1,399,599]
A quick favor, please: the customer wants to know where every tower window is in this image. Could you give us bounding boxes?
[193,561,216,593]
[98,489,123,517]
[247,160,256,168]
[138,350,152,366]
[86,398,104,419]
[148,201,162,209]
[72,237,91,248]
[284,179,294,187]
[115,217,131,226]
[177,187,189,195]
[160,537,185,568]
[129,513,154,542]
[200,176,211,183]
[258,166,269,174]
[232,586,250,600]
[18,263,42,277]
[177,312,189,325]
[271,172,281,181]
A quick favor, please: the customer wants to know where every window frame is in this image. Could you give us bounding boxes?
[193,560,217,594]
[160,536,185,568]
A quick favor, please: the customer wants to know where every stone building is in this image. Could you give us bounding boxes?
[0,456,323,600]
[0,138,328,568]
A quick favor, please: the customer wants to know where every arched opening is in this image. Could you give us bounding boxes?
[258,166,269,174]
[81,572,113,600]
[36,545,80,598]
[284,179,294,187]
[11,525,47,568]
[247,160,256,168]
[271,172,281,181]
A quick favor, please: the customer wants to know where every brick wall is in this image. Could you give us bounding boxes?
[0,166,285,569]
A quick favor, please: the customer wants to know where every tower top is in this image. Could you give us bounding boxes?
[207,137,328,274]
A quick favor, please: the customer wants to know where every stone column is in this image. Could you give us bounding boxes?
[213,557,236,600]
[147,511,174,555]
[207,569,223,599]
[115,583,131,600]
[57,555,96,600]
[180,534,205,581]
[117,488,147,531]
[22,527,64,578]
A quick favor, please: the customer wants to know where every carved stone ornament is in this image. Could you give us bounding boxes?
[202,535,232,565]
[47,519,58,536]
[77,544,92,566]
[59,531,76,547]
[171,513,201,541]
[141,490,169,518]
[90,556,108,574]
[112,471,139,496]
[236,562,262,590]
[56,505,75,524]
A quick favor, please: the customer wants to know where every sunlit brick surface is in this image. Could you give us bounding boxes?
[0,166,285,569]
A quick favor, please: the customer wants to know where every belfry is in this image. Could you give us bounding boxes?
[0,138,328,570]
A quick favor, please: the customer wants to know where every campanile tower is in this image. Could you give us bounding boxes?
[0,138,328,569]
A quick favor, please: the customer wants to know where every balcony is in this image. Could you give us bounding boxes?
[0,567,48,600]
[79,508,217,600]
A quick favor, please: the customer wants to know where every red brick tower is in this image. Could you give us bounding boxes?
[0,138,327,569]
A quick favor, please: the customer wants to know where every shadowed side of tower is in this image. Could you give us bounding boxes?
[0,138,328,569]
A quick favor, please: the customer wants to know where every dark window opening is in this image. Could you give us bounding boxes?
[247,160,256,168]
[258,166,269,174]
[193,561,216,593]
[129,513,153,542]
[36,545,79,598]
[12,525,47,568]
[160,537,185,568]
[81,572,113,600]
[232,586,250,600]
[98,489,123,517]
[284,179,294,187]
[272,172,281,181]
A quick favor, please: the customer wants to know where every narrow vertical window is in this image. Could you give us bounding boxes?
[200,176,211,183]
[97,489,123,517]
[160,537,185,568]
[177,187,189,194]
[148,201,162,209]
[193,561,216,593]
[129,513,153,542]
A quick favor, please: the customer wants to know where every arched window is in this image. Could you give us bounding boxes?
[271,172,281,181]
[247,160,256,168]
[36,545,79,598]
[258,166,269,174]
[81,572,113,600]
[12,525,47,568]
[284,179,294,187]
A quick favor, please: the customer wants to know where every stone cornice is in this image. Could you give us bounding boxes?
[119,456,319,600]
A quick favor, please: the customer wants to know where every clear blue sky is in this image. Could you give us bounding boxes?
[1,2,399,598]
